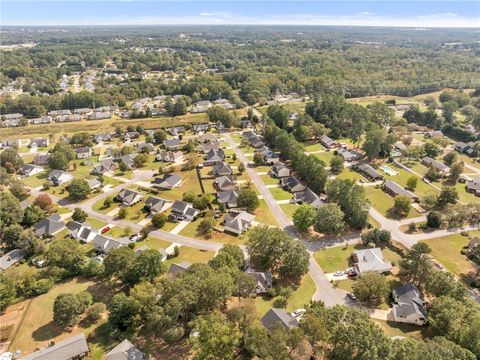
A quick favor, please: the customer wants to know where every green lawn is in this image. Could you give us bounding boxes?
[364,187,421,219]
[280,203,298,219]
[133,236,171,251]
[314,243,363,273]
[155,169,202,201]
[164,246,215,267]
[255,165,273,174]
[313,151,334,165]
[107,226,128,238]
[92,198,119,214]
[231,133,242,144]
[380,163,437,197]
[373,320,423,339]
[254,200,278,226]
[453,182,479,204]
[21,171,49,188]
[304,143,324,153]
[85,217,108,230]
[179,218,247,245]
[260,175,279,185]
[337,168,364,182]
[254,274,316,317]
[269,187,292,201]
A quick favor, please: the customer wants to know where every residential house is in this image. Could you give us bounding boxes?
[261,149,280,165]
[137,142,155,153]
[170,200,199,221]
[48,170,73,185]
[168,126,185,136]
[245,269,272,294]
[151,174,183,190]
[271,162,290,178]
[204,149,225,165]
[383,180,418,202]
[214,175,237,191]
[281,176,306,193]
[33,214,65,237]
[337,148,360,162]
[352,248,392,274]
[215,121,225,131]
[116,189,144,206]
[163,139,181,151]
[155,151,184,164]
[74,108,91,115]
[93,235,130,254]
[56,114,81,122]
[466,177,480,196]
[48,109,71,117]
[240,120,253,129]
[92,159,116,175]
[190,100,212,113]
[224,211,255,235]
[75,146,92,159]
[33,153,51,166]
[353,163,384,182]
[0,249,25,272]
[214,98,235,110]
[105,339,145,360]
[454,141,478,157]
[292,188,324,208]
[124,131,140,141]
[67,221,98,243]
[468,237,480,258]
[86,178,102,190]
[421,157,450,176]
[94,133,112,144]
[30,138,49,148]
[87,111,111,120]
[193,123,210,134]
[197,133,217,143]
[426,130,443,138]
[21,164,44,177]
[168,261,192,276]
[2,113,23,120]
[319,135,337,149]
[144,196,171,213]
[20,333,89,360]
[212,162,233,177]
[3,118,22,127]
[262,308,299,331]
[392,284,428,326]
[217,190,239,208]
[199,141,221,153]
[121,154,136,169]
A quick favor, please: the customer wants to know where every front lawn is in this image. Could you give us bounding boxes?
[254,200,278,226]
[164,246,215,267]
[179,218,247,245]
[313,151,334,165]
[260,175,279,185]
[280,203,298,219]
[304,143,324,153]
[155,169,202,201]
[373,320,423,340]
[269,187,292,201]
[133,236,171,251]
[314,243,362,273]
[364,187,421,219]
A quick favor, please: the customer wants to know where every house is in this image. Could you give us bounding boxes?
[224,211,255,235]
[29,116,52,125]
[48,170,73,185]
[2,113,23,120]
[151,174,183,190]
[86,178,102,190]
[94,133,112,143]
[163,139,181,150]
[352,248,392,274]
[74,108,91,115]
[105,339,145,360]
[281,176,306,193]
[20,332,89,360]
[240,120,253,129]
[353,163,384,182]
[48,109,71,116]
[217,190,239,208]
[214,175,237,191]
[21,164,44,177]
[426,130,443,138]
[56,114,81,122]
[168,261,191,276]
[468,237,480,257]
[214,98,235,110]
[116,189,144,206]
[168,126,185,136]
[124,131,140,141]
[292,188,324,208]
[93,235,130,254]
[205,149,225,165]
[67,221,98,243]
[93,159,116,175]
[261,308,299,331]
[245,269,272,294]
[199,142,221,153]
[137,142,155,153]
[121,154,136,169]
[144,196,171,213]
[0,249,25,272]
[271,162,290,178]
[215,121,225,131]
[319,135,337,149]
[190,100,212,113]
[87,111,111,120]
[170,200,199,221]
[193,123,210,134]
[392,284,427,326]
[454,141,478,157]
[421,157,450,175]
[30,138,49,148]
[212,162,233,177]
[155,151,184,164]
[466,177,480,196]
[33,153,51,166]
[261,149,280,165]
[383,180,418,202]
[75,146,92,159]
[337,148,360,162]
[33,214,65,237]
[197,133,217,143]
[3,118,22,127]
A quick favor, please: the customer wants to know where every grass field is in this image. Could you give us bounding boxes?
[280,203,298,219]
[269,187,292,201]
[179,218,247,245]
[164,246,215,267]
[260,175,279,185]
[133,236,171,251]
[313,151,335,165]
[380,163,437,197]
[155,169,202,201]
[314,243,363,273]
[304,143,324,153]
[373,320,424,339]
[254,200,278,226]
[364,186,421,219]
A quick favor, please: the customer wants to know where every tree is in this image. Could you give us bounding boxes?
[53,293,81,327]
[72,207,88,223]
[104,247,134,281]
[423,142,441,158]
[427,210,443,228]
[425,165,441,182]
[219,244,245,270]
[449,161,464,183]
[0,148,23,171]
[133,153,148,167]
[237,189,259,213]
[9,180,30,201]
[151,213,167,228]
[330,155,344,174]
[46,238,84,274]
[118,207,128,219]
[352,272,387,306]
[22,205,45,226]
[193,195,210,210]
[85,302,106,323]
[33,193,55,214]
[267,105,289,129]
[314,203,344,234]
[182,190,196,203]
[126,249,166,285]
[292,205,316,232]
[437,186,458,207]
[238,162,245,173]
[406,176,418,191]
[67,179,91,201]
[393,195,412,217]
[0,275,16,311]
[103,196,112,208]
[0,192,23,228]
[363,126,386,160]
[108,292,141,331]
[2,224,23,250]
[429,296,470,339]
[48,151,69,170]
[443,151,457,166]
[119,162,129,173]
[253,152,264,166]
[233,272,257,298]
[153,129,167,144]
[207,106,234,128]
[426,270,466,300]
[361,228,392,247]
[198,217,215,238]
[399,242,433,286]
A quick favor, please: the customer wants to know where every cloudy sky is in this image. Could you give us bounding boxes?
[2,1,479,27]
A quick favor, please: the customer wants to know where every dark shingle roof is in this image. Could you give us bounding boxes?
[261,308,298,330]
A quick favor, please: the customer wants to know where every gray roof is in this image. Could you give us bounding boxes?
[22,163,43,175]
[421,157,449,172]
[393,283,427,319]
[214,175,237,190]
[261,308,298,331]
[246,270,272,292]
[33,216,64,236]
[293,188,324,208]
[48,169,71,181]
[20,333,88,360]
[212,162,232,176]
[355,163,383,180]
[168,261,191,275]
[281,176,305,192]
[163,139,181,149]
[224,211,255,232]
[0,249,25,271]
[144,196,169,212]
[466,178,480,191]
[105,339,145,360]
[152,173,182,189]
[320,135,335,147]
[117,189,143,205]
[206,149,225,163]
[156,151,183,162]
[217,190,239,207]
[33,153,51,165]
[383,180,417,200]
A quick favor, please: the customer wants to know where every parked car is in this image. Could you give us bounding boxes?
[101,226,111,234]
[129,233,140,242]
[291,308,306,319]
[333,271,344,276]
[347,292,357,301]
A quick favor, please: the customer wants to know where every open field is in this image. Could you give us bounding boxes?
[179,218,248,245]
[373,320,424,339]
[164,246,215,267]
[364,186,422,219]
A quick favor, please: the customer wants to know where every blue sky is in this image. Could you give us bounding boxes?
[1,1,479,27]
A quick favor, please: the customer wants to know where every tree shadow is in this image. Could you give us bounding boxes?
[32,321,64,342]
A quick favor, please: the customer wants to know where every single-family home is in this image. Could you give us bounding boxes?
[86,178,102,190]
[155,151,184,164]
[105,339,145,360]
[94,133,112,144]
[136,142,155,153]
[168,126,185,136]
[224,211,255,235]
[151,174,183,190]
[144,196,171,213]
[245,269,272,294]
[30,138,49,148]
[170,200,199,221]
[121,154,136,169]
[217,190,239,208]
[281,176,306,193]
[20,332,89,360]
[75,146,92,159]
[48,170,73,185]
[421,157,450,176]
[271,162,290,178]
[352,248,392,274]
[353,163,384,182]
[214,175,237,191]
[124,131,140,141]
[214,98,235,110]
[425,130,443,138]
[468,237,480,258]
[193,123,210,134]
[2,113,22,120]
[212,162,233,177]
[337,148,360,162]
[190,100,212,113]
[454,141,478,157]
[67,221,98,243]
[3,118,22,127]
[261,149,280,165]
[204,149,225,165]
[33,153,51,166]
[240,120,253,129]
[92,159,116,175]
[93,235,130,254]
[383,180,418,202]
[48,109,71,117]
[74,108,91,115]
[168,261,192,276]
[215,121,225,131]
[29,116,52,125]
[466,177,480,196]
[163,139,181,151]
[392,283,427,326]
[292,188,324,208]
[197,133,217,143]
[261,308,299,331]
[319,135,337,149]
[56,114,81,122]
[21,164,44,177]
[116,189,144,206]
[87,111,111,120]
[33,214,65,237]
[199,142,221,153]
[0,249,25,272]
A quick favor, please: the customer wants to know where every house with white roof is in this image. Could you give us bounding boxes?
[352,248,392,274]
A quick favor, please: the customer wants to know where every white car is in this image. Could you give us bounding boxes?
[333,271,344,276]
[291,308,306,319]
[129,234,140,242]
